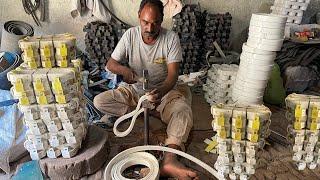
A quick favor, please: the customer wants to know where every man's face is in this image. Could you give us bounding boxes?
[139,3,162,39]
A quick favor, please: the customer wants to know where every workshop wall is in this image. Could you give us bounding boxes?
[0,0,319,52]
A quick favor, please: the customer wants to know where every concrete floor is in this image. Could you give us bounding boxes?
[3,92,320,179]
[83,92,320,180]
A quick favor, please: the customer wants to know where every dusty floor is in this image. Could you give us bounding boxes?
[85,92,320,180]
[3,92,320,179]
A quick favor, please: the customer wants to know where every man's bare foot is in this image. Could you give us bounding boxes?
[160,144,199,180]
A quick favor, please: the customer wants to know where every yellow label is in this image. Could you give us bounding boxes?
[250,134,259,143]
[60,44,68,56]
[38,95,48,105]
[28,61,37,69]
[310,123,318,131]
[295,104,302,118]
[294,121,302,130]
[43,59,52,68]
[20,96,29,105]
[218,129,227,139]
[34,79,44,92]
[153,57,166,64]
[56,95,66,104]
[252,116,260,130]
[52,77,63,92]
[59,58,68,68]
[234,132,242,141]
[14,79,24,92]
[43,45,51,57]
[26,46,34,57]
[311,107,318,119]
[217,114,225,126]
[235,116,242,128]
[205,140,218,153]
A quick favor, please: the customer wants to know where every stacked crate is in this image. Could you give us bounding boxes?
[7,34,87,160]
[211,104,271,179]
[286,93,320,170]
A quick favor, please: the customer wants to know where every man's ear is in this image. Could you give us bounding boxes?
[138,12,141,19]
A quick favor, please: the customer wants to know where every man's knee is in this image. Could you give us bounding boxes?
[93,91,112,111]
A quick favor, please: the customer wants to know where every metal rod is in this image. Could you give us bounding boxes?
[144,108,149,145]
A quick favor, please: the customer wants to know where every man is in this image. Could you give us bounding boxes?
[94,0,198,179]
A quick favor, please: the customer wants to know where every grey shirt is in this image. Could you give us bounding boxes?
[111,26,182,94]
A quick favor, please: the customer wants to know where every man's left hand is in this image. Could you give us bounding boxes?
[147,88,164,103]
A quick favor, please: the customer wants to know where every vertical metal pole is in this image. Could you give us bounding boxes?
[143,70,149,145]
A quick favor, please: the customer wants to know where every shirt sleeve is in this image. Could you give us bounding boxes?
[111,30,130,62]
[167,32,183,64]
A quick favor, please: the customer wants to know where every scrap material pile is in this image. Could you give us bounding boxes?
[286,93,320,170]
[271,0,310,25]
[232,13,287,105]
[211,104,271,180]
[275,40,320,92]
[203,64,238,105]
[7,34,88,160]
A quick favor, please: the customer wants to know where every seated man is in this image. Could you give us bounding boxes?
[94,0,198,179]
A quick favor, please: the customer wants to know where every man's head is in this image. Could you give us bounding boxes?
[138,0,164,40]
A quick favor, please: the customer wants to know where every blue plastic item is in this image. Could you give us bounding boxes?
[0,51,21,90]
[12,161,44,180]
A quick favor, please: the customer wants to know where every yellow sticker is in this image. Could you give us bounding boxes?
[217,114,225,126]
[252,116,260,130]
[234,132,242,141]
[235,116,242,128]
[38,95,48,105]
[250,134,259,143]
[28,61,37,69]
[43,59,52,68]
[294,121,302,130]
[20,96,29,105]
[205,140,218,153]
[153,57,166,64]
[310,123,318,131]
[59,58,68,68]
[43,45,51,57]
[56,95,66,104]
[59,44,68,56]
[26,46,34,57]
[295,104,302,118]
[34,79,44,92]
[218,129,227,139]
[52,77,63,92]
[311,107,318,119]
[14,79,24,92]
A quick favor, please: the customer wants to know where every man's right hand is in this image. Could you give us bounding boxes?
[106,58,137,84]
[122,68,137,84]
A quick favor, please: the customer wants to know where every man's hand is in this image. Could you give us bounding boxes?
[122,68,137,84]
[147,88,164,103]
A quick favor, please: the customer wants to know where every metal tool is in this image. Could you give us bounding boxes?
[142,70,150,145]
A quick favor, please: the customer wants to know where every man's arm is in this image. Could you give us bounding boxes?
[148,62,179,102]
[106,58,136,84]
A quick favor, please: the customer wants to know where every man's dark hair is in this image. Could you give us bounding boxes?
[139,0,164,20]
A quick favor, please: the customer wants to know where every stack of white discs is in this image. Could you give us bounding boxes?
[232,13,287,105]
[271,0,310,25]
[286,93,320,170]
[203,64,238,105]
